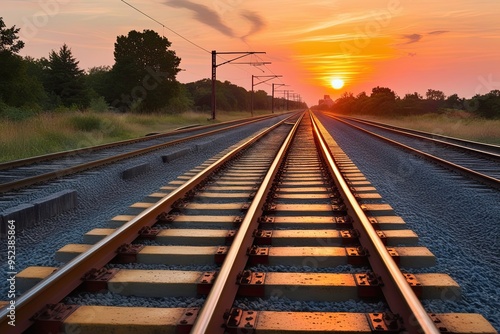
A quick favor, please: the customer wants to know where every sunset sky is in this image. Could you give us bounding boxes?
[3,0,500,105]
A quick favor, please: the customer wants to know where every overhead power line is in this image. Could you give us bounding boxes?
[121,0,211,54]
[120,0,268,77]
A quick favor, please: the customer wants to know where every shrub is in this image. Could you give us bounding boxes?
[69,114,102,131]
[0,101,38,121]
[89,96,109,113]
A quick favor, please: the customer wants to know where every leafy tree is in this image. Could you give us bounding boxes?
[85,66,112,99]
[110,29,181,112]
[185,79,250,112]
[398,92,424,115]
[332,92,356,114]
[45,44,89,107]
[371,86,397,100]
[0,17,24,53]
[471,91,500,119]
[253,90,269,110]
[424,89,446,112]
[363,86,397,115]
[425,89,445,101]
[403,92,423,101]
[444,93,463,109]
[0,18,46,109]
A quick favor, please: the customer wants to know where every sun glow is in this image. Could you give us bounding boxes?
[331,78,344,89]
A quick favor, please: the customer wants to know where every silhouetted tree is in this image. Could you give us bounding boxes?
[0,17,24,53]
[45,44,88,107]
[424,89,446,112]
[425,89,445,101]
[0,18,46,108]
[363,86,397,115]
[471,90,500,119]
[85,66,111,99]
[444,93,464,109]
[109,29,181,112]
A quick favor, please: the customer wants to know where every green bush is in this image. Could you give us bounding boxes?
[89,96,109,113]
[69,114,102,131]
[0,101,38,121]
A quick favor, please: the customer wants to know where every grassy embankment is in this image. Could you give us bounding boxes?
[356,111,500,145]
[0,110,274,163]
[1,109,498,163]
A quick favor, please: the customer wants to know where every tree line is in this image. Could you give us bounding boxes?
[314,86,500,119]
[0,17,305,120]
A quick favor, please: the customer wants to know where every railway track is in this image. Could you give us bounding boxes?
[1,111,496,333]
[324,113,500,189]
[0,113,285,194]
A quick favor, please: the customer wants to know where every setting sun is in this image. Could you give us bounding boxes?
[331,78,344,90]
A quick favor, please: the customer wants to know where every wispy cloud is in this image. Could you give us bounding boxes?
[166,0,235,37]
[165,0,265,40]
[399,30,450,45]
[428,30,449,35]
[402,33,423,44]
[240,10,266,40]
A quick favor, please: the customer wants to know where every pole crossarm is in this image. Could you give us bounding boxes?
[231,62,272,66]
[215,51,266,67]
[211,50,266,120]
[253,75,282,87]
[272,83,287,114]
[251,75,282,116]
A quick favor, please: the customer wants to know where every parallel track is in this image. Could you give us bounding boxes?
[1,111,496,333]
[325,113,500,189]
[0,113,285,193]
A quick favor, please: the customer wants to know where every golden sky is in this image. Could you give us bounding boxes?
[3,0,500,105]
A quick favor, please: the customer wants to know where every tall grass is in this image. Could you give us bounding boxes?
[358,112,500,145]
[0,109,263,163]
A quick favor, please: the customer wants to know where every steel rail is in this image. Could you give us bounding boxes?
[332,115,500,190]
[0,114,297,334]
[310,112,440,334]
[0,113,282,171]
[339,115,500,155]
[0,113,293,193]
[335,114,500,160]
[191,112,305,333]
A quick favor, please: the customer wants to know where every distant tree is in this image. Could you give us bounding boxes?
[253,90,269,110]
[0,17,24,54]
[85,65,111,99]
[45,44,89,107]
[185,79,213,111]
[0,18,46,108]
[444,93,464,109]
[356,91,369,100]
[371,86,397,100]
[363,86,397,115]
[426,89,445,101]
[471,91,500,119]
[403,92,423,101]
[398,92,424,115]
[185,79,250,112]
[332,92,356,114]
[424,89,446,112]
[110,29,181,112]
